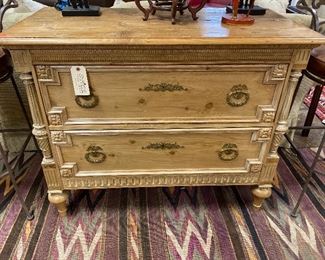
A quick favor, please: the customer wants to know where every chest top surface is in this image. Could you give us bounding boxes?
[1,7,325,47]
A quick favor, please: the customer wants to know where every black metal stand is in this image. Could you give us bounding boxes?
[0,54,39,220]
[282,125,325,217]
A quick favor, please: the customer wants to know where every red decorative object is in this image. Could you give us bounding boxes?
[222,0,255,25]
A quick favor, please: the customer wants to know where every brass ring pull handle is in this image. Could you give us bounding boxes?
[218,143,239,161]
[75,93,99,108]
[142,142,184,150]
[139,83,188,92]
[226,84,249,107]
[85,145,106,163]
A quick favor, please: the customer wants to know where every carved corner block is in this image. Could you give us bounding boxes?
[48,107,67,126]
[35,65,53,80]
[50,131,71,145]
[263,64,288,84]
[257,106,276,123]
[252,128,272,142]
[245,159,263,174]
[60,163,78,177]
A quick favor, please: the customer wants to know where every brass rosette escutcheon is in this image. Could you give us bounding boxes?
[226,84,249,107]
[218,143,239,161]
[85,145,106,163]
[75,87,99,108]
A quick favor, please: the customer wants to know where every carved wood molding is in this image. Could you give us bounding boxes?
[42,159,63,190]
[258,156,279,183]
[60,163,78,177]
[30,48,294,63]
[10,50,32,73]
[20,72,53,159]
[292,49,311,70]
[62,174,259,188]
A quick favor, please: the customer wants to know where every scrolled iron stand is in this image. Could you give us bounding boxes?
[282,124,325,217]
[0,49,39,220]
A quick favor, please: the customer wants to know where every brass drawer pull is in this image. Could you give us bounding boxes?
[139,83,188,92]
[142,142,184,150]
[218,143,238,161]
[226,84,249,107]
[75,87,99,108]
[85,145,106,163]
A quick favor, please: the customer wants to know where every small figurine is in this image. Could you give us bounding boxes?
[222,0,255,25]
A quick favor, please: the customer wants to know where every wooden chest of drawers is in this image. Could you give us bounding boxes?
[1,7,324,216]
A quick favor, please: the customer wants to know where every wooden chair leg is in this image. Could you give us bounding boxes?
[302,85,324,136]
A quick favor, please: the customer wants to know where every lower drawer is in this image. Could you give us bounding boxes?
[51,128,272,177]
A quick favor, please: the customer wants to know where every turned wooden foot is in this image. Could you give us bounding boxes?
[48,192,69,217]
[251,186,272,208]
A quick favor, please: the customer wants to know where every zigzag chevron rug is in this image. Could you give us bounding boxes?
[0,149,324,260]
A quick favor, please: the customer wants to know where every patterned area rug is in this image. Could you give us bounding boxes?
[0,150,324,260]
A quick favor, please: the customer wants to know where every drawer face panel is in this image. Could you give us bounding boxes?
[52,128,271,177]
[38,65,287,125]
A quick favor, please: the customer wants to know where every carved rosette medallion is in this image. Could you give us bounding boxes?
[262,112,275,123]
[48,107,67,126]
[257,128,272,141]
[36,65,52,80]
[60,163,78,177]
[51,131,67,144]
[250,163,263,173]
[48,114,62,126]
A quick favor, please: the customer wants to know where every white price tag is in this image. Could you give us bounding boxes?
[70,66,90,96]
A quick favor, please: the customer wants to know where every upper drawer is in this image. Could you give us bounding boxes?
[36,65,288,126]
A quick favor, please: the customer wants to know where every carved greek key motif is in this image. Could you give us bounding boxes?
[142,142,184,150]
[139,83,188,92]
[263,64,288,84]
[270,64,288,80]
[36,65,52,80]
[226,84,249,107]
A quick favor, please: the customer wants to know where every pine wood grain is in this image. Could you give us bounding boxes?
[1,8,324,47]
